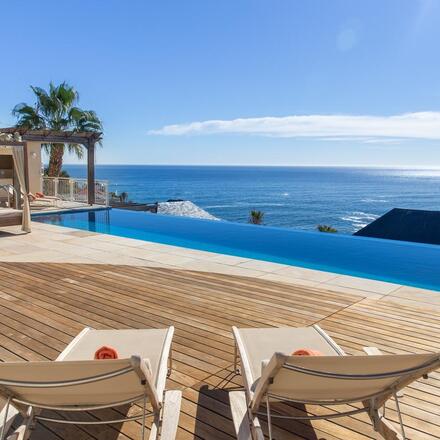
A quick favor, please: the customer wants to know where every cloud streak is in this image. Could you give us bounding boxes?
[149,112,440,141]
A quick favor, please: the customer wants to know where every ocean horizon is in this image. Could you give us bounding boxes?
[64,164,440,234]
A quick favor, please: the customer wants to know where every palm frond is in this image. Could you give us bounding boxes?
[12,103,45,129]
[12,81,103,172]
[55,82,79,107]
[66,143,84,159]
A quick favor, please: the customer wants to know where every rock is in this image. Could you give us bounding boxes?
[156,200,218,220]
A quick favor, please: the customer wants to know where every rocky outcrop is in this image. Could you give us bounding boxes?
[157,200,218,220]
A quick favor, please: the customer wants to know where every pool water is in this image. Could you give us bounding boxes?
[33,208,440,291]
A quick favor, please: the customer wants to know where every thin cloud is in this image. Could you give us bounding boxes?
[149,112,440,141]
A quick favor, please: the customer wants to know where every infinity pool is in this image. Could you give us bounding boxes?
[33,208,440,291]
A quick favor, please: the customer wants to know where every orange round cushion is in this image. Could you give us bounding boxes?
[94,346,118,360]
[35,192,45,198]
[292,348,323,356]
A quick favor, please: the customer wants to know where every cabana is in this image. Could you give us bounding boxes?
[0,127,102,232]
[0,132,31,232]
[0,127,102,205]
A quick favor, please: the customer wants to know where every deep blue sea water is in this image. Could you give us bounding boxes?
[64,165,440,234]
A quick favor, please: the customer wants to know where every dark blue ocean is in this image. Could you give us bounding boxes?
[64,165,440,234]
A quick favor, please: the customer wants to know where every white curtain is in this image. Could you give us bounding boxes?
[11,145,31,232]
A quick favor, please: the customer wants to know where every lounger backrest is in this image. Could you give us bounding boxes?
[0,356,155,408]
[252,352,440,410]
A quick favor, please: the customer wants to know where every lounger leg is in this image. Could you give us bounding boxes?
[265,395,273,440]
[392,390,406,440]
[148,411,160,440]
[148,391,181,440]
[229,391,263,440]
[249,410,264,440]
[368,406,403,440]
[141,393,147,440]
[159,390,182,440]
[6,408,35,440]
[0,397,12,440]
[363,348,405,440]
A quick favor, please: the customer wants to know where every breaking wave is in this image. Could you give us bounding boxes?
[361,198,388,203]
[341,211,379,231]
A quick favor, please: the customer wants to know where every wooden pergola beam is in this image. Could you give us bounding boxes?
[0,140,26,147]
[19,134,98,145]
[0,127,102,146]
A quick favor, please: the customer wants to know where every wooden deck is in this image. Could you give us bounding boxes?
[0,262,438,440]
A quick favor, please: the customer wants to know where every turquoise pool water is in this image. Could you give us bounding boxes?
[33,208,440,291]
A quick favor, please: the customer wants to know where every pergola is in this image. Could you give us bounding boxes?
[0,127,102,204]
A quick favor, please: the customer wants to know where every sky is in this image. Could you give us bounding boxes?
[1,0,440,166]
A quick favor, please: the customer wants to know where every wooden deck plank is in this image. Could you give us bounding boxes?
[0,262,439,440]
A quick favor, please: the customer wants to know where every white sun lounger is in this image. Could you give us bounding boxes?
[230,325,440,440]
[0,327,181,440]
[28,193,61,208]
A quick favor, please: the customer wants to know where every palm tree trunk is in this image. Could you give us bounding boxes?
[47,143,64,176]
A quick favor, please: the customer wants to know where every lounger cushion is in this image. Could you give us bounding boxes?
[61,329,168,387]
[237,327,340,387]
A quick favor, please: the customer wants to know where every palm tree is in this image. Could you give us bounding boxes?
[249,210,265,225]
[12,82,102,177]
[120,192,129,203]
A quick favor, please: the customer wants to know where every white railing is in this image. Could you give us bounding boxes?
[42,177,109,206]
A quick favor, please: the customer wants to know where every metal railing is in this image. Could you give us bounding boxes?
[42,177,109,206]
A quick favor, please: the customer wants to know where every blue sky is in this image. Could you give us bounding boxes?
[1,0,440,166]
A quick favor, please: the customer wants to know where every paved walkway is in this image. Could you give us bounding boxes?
[1,221,439,310]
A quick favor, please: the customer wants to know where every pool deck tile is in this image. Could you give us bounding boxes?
[236,259,291,272]
[205,253,250,265]
[385,285,440,309]
[180,259,268,278]
[314,282,385,299]
[322,274,401,295]
[272,265,339,282]
[258,272,320,287]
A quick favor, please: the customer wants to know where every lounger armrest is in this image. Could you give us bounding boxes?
[232,326,255,401]
[251,352,288,412]
[130,356,161,412]
[156,326,175,401]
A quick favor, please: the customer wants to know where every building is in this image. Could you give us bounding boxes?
[354,208,440,245]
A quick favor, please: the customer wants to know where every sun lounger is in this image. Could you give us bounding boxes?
[0,208,22,227]
[0,327,181,440]
[28,193,60,208]
[230,325,440,440]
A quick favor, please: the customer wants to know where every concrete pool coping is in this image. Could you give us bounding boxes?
[1,221,439,310]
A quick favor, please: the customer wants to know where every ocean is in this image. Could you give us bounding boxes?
[64,165,440,234]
